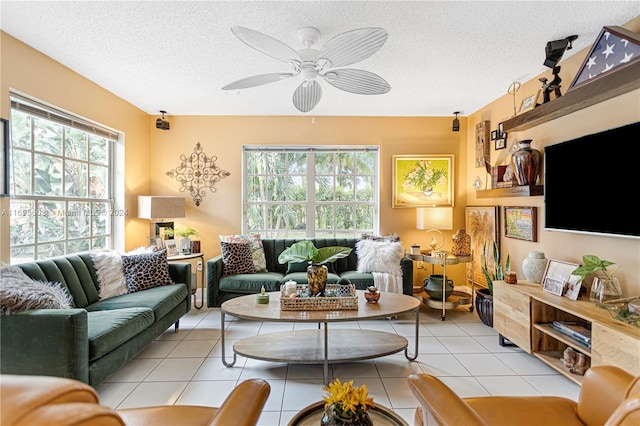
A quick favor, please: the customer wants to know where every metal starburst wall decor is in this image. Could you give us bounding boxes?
[166,142,230,206]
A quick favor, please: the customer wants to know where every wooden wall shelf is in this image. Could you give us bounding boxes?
[476,185,543,198]
[502,60,640,132]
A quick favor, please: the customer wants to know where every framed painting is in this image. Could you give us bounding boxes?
[504,206,538,242]
[392,155,454,208]
[569,26,640,92]
[465,206,499,287]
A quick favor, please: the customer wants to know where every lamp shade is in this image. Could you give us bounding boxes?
[417,207,453,230]
[138,196,185,219]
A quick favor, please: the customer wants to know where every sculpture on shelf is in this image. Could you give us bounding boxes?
[166,142,230,206]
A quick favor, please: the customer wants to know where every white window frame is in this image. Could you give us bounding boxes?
[242,146,379,238]
[7,92,123,263]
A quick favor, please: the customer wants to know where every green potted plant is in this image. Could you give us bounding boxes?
[278,240,352,296]
[571,255,622,307]
[476,241,510,327]
[170,226,199,254]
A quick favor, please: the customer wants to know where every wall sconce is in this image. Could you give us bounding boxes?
[138,196,185,240]
[417,207,453,254]
[452,111,460,132]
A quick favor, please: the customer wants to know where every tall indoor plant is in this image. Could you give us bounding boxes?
[278,241,352,296]
[476,241,510,327]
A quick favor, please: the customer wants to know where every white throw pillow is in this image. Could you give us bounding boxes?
[356,239,404,276]
[0,265,73,315]
[92,250,127,299]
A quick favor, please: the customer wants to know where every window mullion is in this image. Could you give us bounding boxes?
[306,153,315,238]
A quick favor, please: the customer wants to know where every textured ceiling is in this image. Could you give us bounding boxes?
[1,1,639,117]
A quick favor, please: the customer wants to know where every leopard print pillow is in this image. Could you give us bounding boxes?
[122,248,174,293]
[221,241,256,275]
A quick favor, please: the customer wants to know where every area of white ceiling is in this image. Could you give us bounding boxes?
[1,1,638,117]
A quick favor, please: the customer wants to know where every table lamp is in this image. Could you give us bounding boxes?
[416,207,453,255]
[138,196,186,241]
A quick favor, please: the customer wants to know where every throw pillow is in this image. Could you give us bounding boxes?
[0,265,73,315]
[221,241,256,275]
[356,239,404,276]
[220,233,267,272]
[122,248,174,293]
[91,250,127,299]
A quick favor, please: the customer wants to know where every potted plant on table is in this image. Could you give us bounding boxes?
[571,255,622,308]
[476,241,510,327]
[171,226,199,255]
[277,240,352,296]
[321,378,374,426]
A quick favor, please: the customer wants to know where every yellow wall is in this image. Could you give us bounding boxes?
[464,17,640,296]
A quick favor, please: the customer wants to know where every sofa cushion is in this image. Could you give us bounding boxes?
[219,272,283,294]
[122,249,174,293]
[281,272,341,285]
[0,265,73,315]
[91,250,128,300]
[87,308,154,361]
[220,234,267,272]
[339,271,375,289]
[87,284,188,322]
[286,261,308,274]
[221,241,256,275]
[356,238,404,275]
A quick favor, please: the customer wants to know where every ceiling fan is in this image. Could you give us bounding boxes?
[222,26,391,113]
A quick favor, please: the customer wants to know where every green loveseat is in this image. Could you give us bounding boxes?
[207,238,413,307]
[0,253,191,387]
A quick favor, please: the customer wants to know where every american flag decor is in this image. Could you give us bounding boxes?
[569,26,640,90]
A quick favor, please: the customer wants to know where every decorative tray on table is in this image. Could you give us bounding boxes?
[603,296,640,327]
[280,284,358,311]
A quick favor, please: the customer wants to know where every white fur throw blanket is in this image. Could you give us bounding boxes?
[372,272,403,293]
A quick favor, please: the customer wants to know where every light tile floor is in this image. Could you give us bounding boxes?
[95,295,581,426]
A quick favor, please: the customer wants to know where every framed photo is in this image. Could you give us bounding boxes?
[541,259,580,293]
[497,122,505,138]
[490,130,498,140]
[495,138,506,150]
[465,206,499,287]
[164,239,178,256]
[155,221,174,240]
[475,121,490,168]
[518,90,540,114]
[543,276,564,296]
[504,206,537,242]
[569,26,640,92]
[563,274,582,300]
[392,155,454,208]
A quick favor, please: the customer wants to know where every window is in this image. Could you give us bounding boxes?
[243,146,379,238]
[7,94,118,263]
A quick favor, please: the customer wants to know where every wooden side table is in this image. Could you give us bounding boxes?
[168,252,204,309]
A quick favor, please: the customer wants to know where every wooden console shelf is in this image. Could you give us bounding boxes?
[502,60,640,132]
[476,185,543,198]
[494,280,640,385]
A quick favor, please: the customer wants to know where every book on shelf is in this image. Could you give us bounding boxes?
[549,321,592,347]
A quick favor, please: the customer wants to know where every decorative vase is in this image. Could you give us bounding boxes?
[451,229,471,257]
[423,186,434,197]
[510,139,541,185]
[590,277,622,308]
[307,263,328,296]
[475,288,493,327]
[179,237,192,254]
[364,286,381,303]
[522,251,548,283]
[424,274,454,301]
[321,405,373,426]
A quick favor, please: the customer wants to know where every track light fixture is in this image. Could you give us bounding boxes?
[452,111,460,132]
[156,110,170,130]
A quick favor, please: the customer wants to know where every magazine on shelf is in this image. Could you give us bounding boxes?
[549,321,592,346]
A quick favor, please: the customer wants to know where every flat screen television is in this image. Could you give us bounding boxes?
[544,121,640,239]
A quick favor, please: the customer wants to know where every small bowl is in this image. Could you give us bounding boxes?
[364,290,381,303]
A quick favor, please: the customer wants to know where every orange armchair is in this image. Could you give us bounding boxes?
[0,374,270,426]
[408,366,640,426]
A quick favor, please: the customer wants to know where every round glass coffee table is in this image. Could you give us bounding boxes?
[288,401,410,426]
[220,290,420,384]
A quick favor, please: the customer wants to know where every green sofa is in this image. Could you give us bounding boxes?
[0,253,191,387]
[207,238,413,307]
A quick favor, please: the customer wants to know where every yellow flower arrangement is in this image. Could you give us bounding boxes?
[322,378,374,419]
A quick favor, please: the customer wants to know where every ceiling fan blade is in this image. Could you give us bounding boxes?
[231,26,301,64]
[222,73,296,90]
[322,69,390,95]
[292,80,322,113]
[318,28,388,68]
